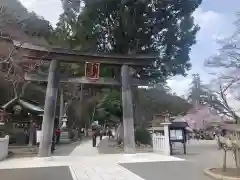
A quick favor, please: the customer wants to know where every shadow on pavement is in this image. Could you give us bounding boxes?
[0,166,73,180]
[54,141,82,156]
[121,161,212,180]
[97,138,123,154]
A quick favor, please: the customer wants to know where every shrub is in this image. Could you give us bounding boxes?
[135,128,151,145]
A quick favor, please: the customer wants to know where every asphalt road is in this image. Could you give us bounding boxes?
[121,140,231,180]
[121,161,212,180]
[0,166,73,180]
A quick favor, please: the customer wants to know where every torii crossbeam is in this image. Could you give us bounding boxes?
[0,38,157,157]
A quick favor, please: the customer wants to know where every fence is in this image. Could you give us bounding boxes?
[152,133,165,153]
[0,135,9,160]
[151,123,171,155]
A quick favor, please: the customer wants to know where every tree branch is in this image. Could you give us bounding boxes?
[219,81,240,122]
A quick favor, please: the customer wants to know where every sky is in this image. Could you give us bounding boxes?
[168,0,240,96]
[19,0,240,96]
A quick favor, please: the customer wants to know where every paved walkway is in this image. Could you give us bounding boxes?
[54,137,92,156]
[0,137,185,180]
[0,138,225,180]
[69,138,99,156]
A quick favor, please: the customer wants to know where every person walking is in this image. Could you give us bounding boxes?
[56,128,61,144]
[24,129,29,144]
[107,128,113,140]
[51,132,56,153]
[92,124,97,147]
[100,127,103,140]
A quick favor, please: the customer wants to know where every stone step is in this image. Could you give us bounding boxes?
[60,131,71,143]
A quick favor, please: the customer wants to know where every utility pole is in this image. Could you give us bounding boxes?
[39,59,60,157]
[121,64,135,154]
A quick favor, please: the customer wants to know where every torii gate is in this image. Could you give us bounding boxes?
[1,39,156,157]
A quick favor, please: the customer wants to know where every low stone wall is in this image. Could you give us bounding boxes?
[204,168,240,180]
[0,135,9,160]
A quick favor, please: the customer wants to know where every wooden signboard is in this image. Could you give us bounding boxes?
[170,129,183,140]
[85,62,100,80]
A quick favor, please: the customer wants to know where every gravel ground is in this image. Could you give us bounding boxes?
[53,141,82,156]
[97,138,153,154]
[121,161,212,180]
[175,140,235,168]
[97,138,123,154]
[115,140,236,180]
[8,137,92,158]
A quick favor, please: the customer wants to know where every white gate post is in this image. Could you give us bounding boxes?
[161,122,171,155]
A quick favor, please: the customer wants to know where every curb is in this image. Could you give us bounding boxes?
[204,168,240,180]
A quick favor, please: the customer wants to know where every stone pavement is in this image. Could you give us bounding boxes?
[1,138,226,180]
[0,137,185,180]
[68,138,99,156]
[0,153,184,180]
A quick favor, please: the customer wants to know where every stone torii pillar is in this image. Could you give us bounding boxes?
[59,87,64,128]
[39,59,60,157]
[121,64,136,154]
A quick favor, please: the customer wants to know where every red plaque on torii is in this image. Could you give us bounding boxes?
[85,62,100,80]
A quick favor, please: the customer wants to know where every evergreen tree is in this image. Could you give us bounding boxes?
[188,74,207,105]
[56,0,202,83]
[0,0,52,38]
[52,0,202,126]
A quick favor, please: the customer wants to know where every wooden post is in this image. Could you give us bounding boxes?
[79,84,83,122]
[121,64,135,154]
[59,88,64,128]
[235,149,239,171]
[39,59,60,157]
[183,130,186,155]
[223,149,227,171]
[28,120,36,147]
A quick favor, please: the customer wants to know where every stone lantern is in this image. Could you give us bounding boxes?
[61,113,68,129]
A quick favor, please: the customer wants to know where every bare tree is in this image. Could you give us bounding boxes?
[205,13,240,71]
[203,78,240,123]
[0,0,52,97]
[203,13,240,123]
[0,36,44,97]
[204,13,240,86]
